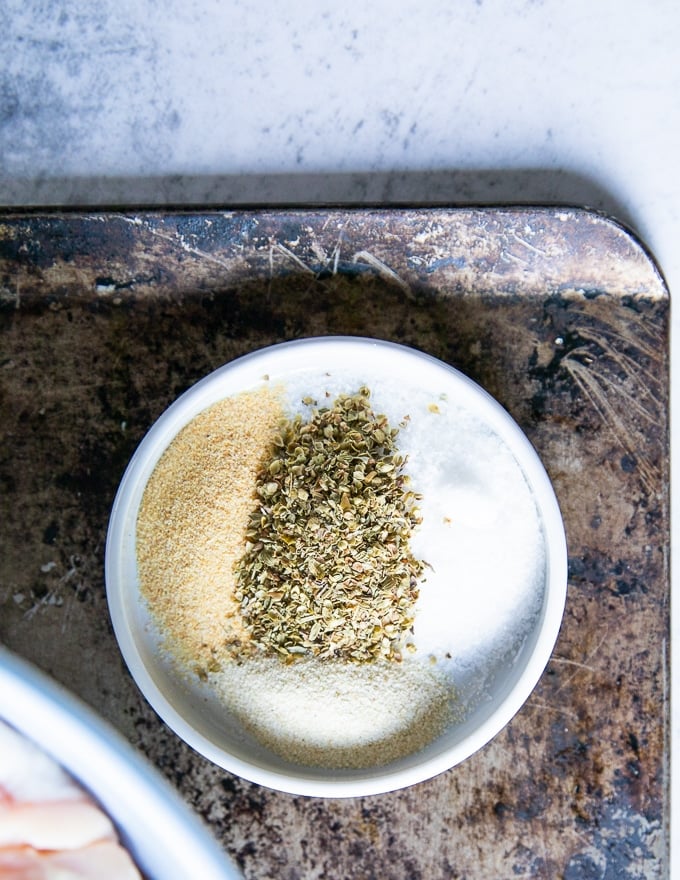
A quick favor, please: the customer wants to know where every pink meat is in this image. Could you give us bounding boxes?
[0,799,115,850]
[0,721,141,878]
[0,840,140,879]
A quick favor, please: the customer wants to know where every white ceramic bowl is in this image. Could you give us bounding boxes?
[106,336,567,797]
[0,646,241,879]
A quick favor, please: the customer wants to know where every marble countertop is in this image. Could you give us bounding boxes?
[1,1,677,877]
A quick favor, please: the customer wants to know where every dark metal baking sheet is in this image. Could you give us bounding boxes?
[0,207,669,878]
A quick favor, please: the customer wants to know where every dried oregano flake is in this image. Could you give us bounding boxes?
[233,386,425,663]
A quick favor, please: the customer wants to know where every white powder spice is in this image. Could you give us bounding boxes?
[211,655,454,768]
[405,404,546,665]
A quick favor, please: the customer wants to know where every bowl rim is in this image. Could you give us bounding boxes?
[105,335,568,797]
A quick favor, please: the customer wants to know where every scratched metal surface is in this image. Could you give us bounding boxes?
[0,208,669,879]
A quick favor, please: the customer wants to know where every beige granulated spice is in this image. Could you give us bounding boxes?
[136,386,284,673]
[211,655,455,768]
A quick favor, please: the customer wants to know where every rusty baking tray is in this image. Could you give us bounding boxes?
[0,208,669,878]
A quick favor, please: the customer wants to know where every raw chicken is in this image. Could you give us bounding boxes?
[0,841,140,879]
[0,800,115,850]
[0,720,140,879]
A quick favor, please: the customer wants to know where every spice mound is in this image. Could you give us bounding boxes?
[235,387,425,662]
[213,656,453,769]
[136,387,285,674]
